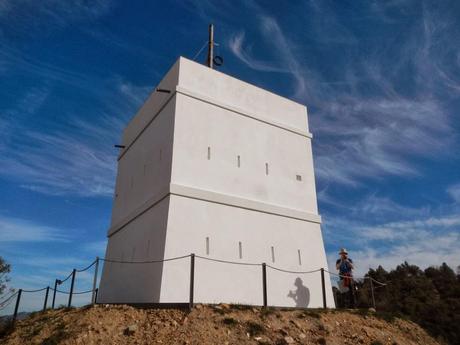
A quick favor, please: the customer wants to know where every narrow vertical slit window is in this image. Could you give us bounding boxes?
[237,155,241,167]
[265,163,269,175]
[271,246,275,263]
[206,237,210,255]
[238,241,243,259]
[298,249,302,265]
[207,146,211,160]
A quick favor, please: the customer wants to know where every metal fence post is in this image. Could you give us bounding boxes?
[189,253,195,310]
[12,289,22,327]
[52,279,59,309]
[370,278,376,309]
[320,268,327,309]
[68,269,76,308]
[262,263,268,308]
[43,286,50,311]
[91,257,100,305]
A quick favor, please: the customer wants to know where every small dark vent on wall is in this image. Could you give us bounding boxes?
[207,146,211,160]
[296,175,302,181]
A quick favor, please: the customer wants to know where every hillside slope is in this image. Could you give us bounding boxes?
[1,304,441,345]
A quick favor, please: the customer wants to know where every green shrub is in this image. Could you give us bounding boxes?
[222,317,237,326]
[246,321,265,336]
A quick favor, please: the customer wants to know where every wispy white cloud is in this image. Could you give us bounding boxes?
[228,31,289,73]
[351,194,431,220]
[319,191,431,219]
[82,240,107,256]
[0,1,117,96]
[0,114,122,197]
[118,80,153,108]
[0,87,50,152]
[325,210,460,276]
[0,0,13,17]
[0,76,141,198]
[447,183,460,203]
[257,16,308,99]
[0,215,68,242]
[340,230,460,277]
[17,256,88,269]
[0,0,113,31]
[227,2,457,187]
[314,97,451,185]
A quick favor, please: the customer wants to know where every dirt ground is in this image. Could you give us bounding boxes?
[0,304,441,345]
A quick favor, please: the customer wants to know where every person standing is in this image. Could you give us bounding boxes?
[336,248,355,308]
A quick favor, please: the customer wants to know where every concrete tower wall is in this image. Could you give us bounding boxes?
[176,57,309,133]
[98,57,334,308]
[99,197,170,303]
[171,92,319,214]
[161,195,334,307]
[109,95,176,231]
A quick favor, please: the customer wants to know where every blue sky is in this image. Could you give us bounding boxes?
[1,0,459,313]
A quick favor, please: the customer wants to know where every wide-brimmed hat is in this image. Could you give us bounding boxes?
[339,248,348,255]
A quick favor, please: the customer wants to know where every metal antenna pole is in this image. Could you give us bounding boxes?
[207,24,214,68]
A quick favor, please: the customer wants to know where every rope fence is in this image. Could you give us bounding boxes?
[0,292,18,311]
[76,259,97,273]
[100,254,191,264]
[50,288,93,295]
[59,270,74,284]
[324,269,387,285]
[3,253,390,328]
[323,269,389,309]
[266,265,322,274]
[195,255,261,266]
[21,287,49,293]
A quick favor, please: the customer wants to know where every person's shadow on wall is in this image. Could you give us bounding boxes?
[287,277,310,308]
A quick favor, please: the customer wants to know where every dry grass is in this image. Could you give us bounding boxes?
[0,304,442,345]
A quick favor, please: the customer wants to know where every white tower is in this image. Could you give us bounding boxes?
[98,57,334,308]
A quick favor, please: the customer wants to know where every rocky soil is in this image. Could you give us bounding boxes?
[0,304,441,345]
